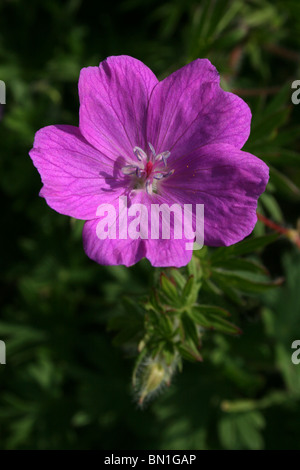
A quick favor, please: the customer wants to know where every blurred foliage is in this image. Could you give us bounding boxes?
[1,0,300,450]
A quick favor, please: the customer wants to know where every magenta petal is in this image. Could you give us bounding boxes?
[144,192,193,267]
[79,55,158,159]
[161,143,269,246]
[83,219,147,267]
[83,190,193,267]
[146,59,251,157]
[83,191,147,267]
[29,125,124,220]
[146,238,192,268]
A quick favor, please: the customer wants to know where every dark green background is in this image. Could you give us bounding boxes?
[1,0,300,449]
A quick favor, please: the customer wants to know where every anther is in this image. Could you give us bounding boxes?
[122,165,138,175]
[133,147,147,162]
[148,142,156,157]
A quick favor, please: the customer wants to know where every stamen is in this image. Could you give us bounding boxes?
[155,151,170,167]
[154,169,174,180]
[146,180,153,195]
[122,165,138,175]
[148,142,156,157]
[162,151,170,167]
[122,145,174,194]
[133,146,147,162]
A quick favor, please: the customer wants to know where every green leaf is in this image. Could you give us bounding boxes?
[180,312,200,347]
[177,343,203,363]
[160,273,179,302]
[263,149,300,169]
[157,314,174,339]
[194,304,231,318]
[181,275,199,306]
[162,343,176,367]
[261,82,291,116]
[269,166,300,200]
[259,192,284,223]
[203,277,244,306]
[250,108,290,143]
[219,411,265,450]
[112,326,143,347]
[169,268,186,290]
[187,255,203,280]
[212,257,268,275]
[212,269,283,294]
[211,233,279,263]
[189,305,241,335]
[145,290,162,313]
[107,297,144,346]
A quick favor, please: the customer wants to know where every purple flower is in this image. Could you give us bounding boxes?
[29,56,268,267]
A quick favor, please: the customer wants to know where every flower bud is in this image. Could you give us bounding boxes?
[139,362,165,404]
[135,355,177,406]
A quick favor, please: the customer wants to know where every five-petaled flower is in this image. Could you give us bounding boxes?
[29,55,269,267]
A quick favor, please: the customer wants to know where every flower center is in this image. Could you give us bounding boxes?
[121,142,174,194]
